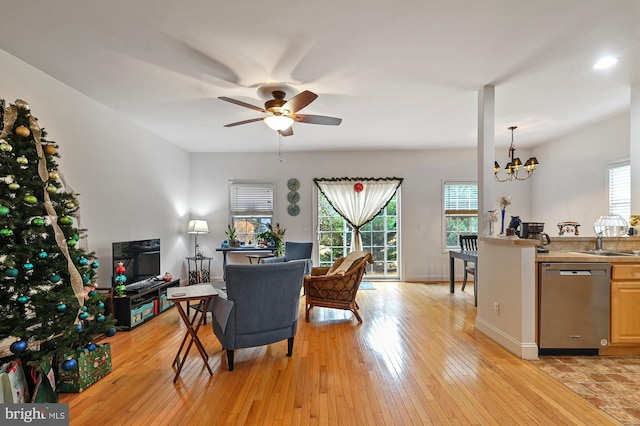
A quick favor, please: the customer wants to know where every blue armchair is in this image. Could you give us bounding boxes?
[210,260,306,371]
[262,241,313,275]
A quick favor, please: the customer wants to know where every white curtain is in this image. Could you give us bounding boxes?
[315,178,402,251]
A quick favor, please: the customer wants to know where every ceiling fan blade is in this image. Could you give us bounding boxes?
[282,90,317,114]
[218,96,266,113]
[294,114,342,126]
[223,117,265,127]
[278,127,294,137]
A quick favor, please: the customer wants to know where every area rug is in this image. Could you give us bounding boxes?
[530,355,640,425]
[359,282,375,290]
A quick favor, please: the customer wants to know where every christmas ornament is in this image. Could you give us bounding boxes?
[163,272,173,282]
[82,305,88,311]
[57,303,67,311]
[48,171,59,180]
[0,206,9,216]
[46,185,57,194]
[38,250,48,259]
[96,314,105,322]
[82,273,90,283]
[105,328,117,337]
[10,340,28,354]
[65,202,76,209]
[49,274,61,283]
[354,182,364,193]
[5,268,19,277]
[8,182,20,191]
[72,234,80,241]
[58,216,73,226]
[31,217,45,226]
[43,145,57,155]
[17,296,28,304]
[91,261,99,268]
[115,262,126,275]
[97,301,104,309]
[15,125,30,137]
[78,312,89,320]
[76,323,83,331]
[67,238,77,247]
[78,257,88,266]
[16,155,28,165]
[88,290,96,297]
[23,262,33,270]
[115,275,126,284]
[61,359,78,371]
[0,228,14,237]
[87,343,97,352]
[24,194,37,205]
[0,142,12,152]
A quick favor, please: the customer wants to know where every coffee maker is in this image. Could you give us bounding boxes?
[521,222,551,253]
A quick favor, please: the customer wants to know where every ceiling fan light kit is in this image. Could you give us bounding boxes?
[494,126,540,182]
[219,86,342,137]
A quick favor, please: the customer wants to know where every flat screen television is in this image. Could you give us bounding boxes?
[112,238,161,287]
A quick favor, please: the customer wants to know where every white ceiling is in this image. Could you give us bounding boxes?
[0,1,638,153]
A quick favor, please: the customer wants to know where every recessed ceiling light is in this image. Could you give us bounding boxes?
[594,56,618,69]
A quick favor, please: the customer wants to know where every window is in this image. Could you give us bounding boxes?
[317,190,399,278]
[229,181,273,243]
[444,182,478,249]
[609,161,630,219]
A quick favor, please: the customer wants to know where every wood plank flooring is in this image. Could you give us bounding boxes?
[59,282,622,425]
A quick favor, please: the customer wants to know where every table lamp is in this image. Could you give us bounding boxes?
[187,219,209,257]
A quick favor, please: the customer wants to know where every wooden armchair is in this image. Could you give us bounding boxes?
[303,251,373,323]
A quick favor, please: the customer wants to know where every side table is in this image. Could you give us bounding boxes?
[185,256,213,321]
[167,284,218,383]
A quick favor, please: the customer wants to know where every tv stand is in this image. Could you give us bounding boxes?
[113,279,180,330]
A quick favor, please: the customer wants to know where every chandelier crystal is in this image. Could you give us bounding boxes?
[494,126,539,182]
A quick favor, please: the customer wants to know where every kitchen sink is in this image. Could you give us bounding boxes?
[571,250,640,256]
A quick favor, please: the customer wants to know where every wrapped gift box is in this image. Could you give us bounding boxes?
[58,342,112,393]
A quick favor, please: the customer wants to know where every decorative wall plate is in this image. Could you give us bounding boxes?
[287,191,300,203]
[288,203,300,216]
[287,178,300,191]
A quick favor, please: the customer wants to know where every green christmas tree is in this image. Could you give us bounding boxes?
[0,99,116,379]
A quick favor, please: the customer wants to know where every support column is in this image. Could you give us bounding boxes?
[631,86,640,214]
[478,85,495,236]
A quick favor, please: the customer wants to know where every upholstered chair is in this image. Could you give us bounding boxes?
[211,260,306,371]
[262,241,313,275]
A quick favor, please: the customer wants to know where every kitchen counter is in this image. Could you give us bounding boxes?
[537,250,640,263]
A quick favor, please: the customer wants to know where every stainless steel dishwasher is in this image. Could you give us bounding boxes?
[539,262,611,352]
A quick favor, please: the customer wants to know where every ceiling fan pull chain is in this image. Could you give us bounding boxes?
[278,133,283,163]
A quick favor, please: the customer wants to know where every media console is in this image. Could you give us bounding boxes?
[113,279,180,330]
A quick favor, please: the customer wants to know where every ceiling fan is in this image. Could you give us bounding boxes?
[219,89,342,136]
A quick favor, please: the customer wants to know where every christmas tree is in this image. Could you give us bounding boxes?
[0,99,116,385]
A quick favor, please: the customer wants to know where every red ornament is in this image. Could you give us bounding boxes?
[354,183,364,193]
[115,262,126,275]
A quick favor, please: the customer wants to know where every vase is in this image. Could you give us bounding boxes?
[501,209,506,235]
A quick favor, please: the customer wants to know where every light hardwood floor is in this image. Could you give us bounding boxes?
[60,282,622,425]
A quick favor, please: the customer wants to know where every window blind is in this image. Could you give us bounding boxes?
[609,163,630,218]
[444,183,478,215]
[229,182,273,216]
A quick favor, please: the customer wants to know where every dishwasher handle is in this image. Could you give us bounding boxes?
[559,270,591,276]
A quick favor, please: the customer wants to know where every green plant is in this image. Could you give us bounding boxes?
[225,224,237,240]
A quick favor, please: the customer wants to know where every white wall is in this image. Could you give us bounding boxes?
[0,50,192,287]
[530,112,629,236]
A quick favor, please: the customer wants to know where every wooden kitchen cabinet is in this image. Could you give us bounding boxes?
[610,264,640,345]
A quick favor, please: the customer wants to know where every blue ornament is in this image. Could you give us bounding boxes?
[76,323,83,331]
[10,340,28,354]
[87,343,97,352]
[96,314,105,322]
[79,257,88,266]
[82,273,90,283]
[115,275,127,284]
[61,358,78,371]
[38,251,48,259]
[23,262,33,270]
[17,296,28,304]
[82,306,88,311]
[57,303,67,311]
[49,274,61,283]
[105,328,117,337]
[97,301,105,308]
[91,261,99,269]
[5,268,19,278]
[79,312,89,320]
[88,290,96,297]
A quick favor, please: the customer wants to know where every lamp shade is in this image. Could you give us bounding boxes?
[264,115,294,131]
[187,220,209,234]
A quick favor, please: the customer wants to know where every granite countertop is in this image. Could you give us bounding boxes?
[537,250,640,263]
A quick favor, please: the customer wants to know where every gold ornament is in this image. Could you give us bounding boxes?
[43,145,57,156]
[46,185,57,194]
[65,202,76,209]
[8,182,20,191]
[15,99,30,110]
[0,142,12,152]
[15,126,30,137]
[48,171,59,180]
[16,156,28,165]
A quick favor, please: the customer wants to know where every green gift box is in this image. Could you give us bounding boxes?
[58,342,112,393]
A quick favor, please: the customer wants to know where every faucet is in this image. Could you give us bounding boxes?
[595,234,603,251]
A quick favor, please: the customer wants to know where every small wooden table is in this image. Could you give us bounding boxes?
[167,284,218,382]
[449,250,478,306]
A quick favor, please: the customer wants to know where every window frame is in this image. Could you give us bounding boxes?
[608,160,630,220]
[442,180,478,251]
[228,180,275,243]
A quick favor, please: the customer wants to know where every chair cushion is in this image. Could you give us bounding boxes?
[327,251,369,276]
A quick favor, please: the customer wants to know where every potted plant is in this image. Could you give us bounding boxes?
[257,223,286,256]
[225,224,240,247]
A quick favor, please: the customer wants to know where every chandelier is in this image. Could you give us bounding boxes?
[494,126,539,182]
